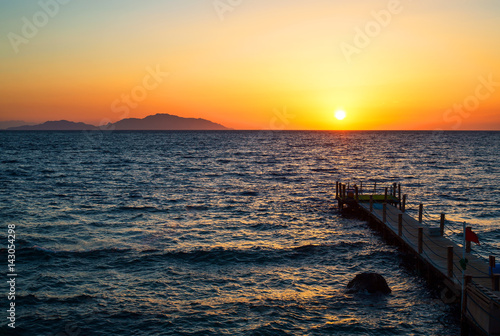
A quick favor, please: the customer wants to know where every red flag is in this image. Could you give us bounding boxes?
[465,227,480,245]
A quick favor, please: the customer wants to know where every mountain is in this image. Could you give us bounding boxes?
[0,120,37,129]
[7,120,97,131]
[109,113,229,130]
[5,113,230,131]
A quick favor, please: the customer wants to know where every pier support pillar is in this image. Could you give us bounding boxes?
[402,195,406,213]
[382,203,387,223]
[418,204,423,223]
[440,213,445,236]
[398,214,403,237]
[398,184,401,208]
[448,247,454,278]
[418,228,423,254]
[355,186,359,201]
[490,256,497,290]
[461,275,473,335]
[335,181,339,199]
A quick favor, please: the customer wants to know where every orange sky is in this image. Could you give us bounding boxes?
[1,1,499,130]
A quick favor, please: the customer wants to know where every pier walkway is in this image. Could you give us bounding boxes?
[336,181,500,336]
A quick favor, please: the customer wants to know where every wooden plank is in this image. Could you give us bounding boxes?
[358,194,398,202]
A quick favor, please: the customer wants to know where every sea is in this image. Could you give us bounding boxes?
[1,130,499,336]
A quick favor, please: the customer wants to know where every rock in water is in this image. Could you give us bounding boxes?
[346,272,391,294]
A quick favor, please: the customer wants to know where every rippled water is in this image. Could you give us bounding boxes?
[1,131,499,335]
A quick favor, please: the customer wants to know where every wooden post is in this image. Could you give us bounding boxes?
[418,204,423,223]
[463,276,472,316]
[384,187,388,202]
[418,228,423,254]
[494,275,500,291]
[354,186,359,201]
[402,194,406,213]
[383,203,387,223]
[393,183,397,197]
[440,213,445,236]
[466,226,471,253]
[398,184,401,208]
[369,195,373,213]
[465,274,472,287]
[374,182,377,193]
[342,184,346,199]
[490,256,498,290]
[398,213,403,236]
[448,247,454,278]
[335,181,339,199]
[360,182,363,194]
[461,275,473,335]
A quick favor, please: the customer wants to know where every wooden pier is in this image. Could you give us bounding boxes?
[336,181,500,336]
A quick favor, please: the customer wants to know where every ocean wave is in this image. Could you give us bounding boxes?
[4,169,28,177]
[438,194,470,202]
[1,159,20,164]
[291,242,369,257]
[16,293,95,304]
[249,222,289,231]
[18,244,133,259]
[185,204,209,211]
[130,242,370,265]
[239,190,259,196]
[114,205,164,212]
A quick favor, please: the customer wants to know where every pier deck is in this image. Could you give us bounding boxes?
[359,201,492,291]
[336,181,500,336]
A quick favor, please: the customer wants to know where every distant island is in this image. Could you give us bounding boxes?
[4,113,230,131]
[0,120,37,129]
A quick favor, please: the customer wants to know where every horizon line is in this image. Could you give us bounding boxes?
[2,129,499,132]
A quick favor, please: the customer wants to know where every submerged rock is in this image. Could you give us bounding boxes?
[346,272,391,294]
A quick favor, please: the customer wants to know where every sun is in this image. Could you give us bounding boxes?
[335,110,347,121]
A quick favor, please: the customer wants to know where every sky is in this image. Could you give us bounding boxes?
[1,0,499,130]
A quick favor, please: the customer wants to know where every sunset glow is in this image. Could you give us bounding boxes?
[0,1,499,130]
